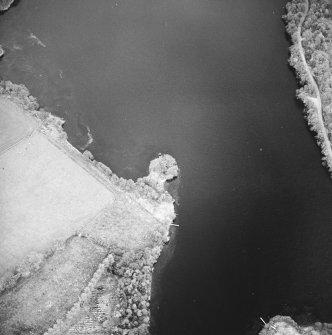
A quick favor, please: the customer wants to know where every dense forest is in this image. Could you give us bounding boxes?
[284,0,332,171]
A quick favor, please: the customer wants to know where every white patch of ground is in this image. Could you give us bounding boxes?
[0,99,115,275]
[0,99,39,154]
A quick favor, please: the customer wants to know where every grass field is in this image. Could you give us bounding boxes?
[0,96,174,335]
[0,99,39,154]
[0,98,115,276]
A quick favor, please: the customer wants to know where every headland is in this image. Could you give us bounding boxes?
[0,80,178,335]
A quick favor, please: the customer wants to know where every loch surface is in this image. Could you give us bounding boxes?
[2,0,332,334]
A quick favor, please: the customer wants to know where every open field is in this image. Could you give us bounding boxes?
[0,98,115,275]
[0,93,176,334]
[0,99,39,154]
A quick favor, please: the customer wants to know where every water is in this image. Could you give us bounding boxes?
[2,0,332,334]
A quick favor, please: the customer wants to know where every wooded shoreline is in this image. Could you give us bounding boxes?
[0,80,179,335]
[259,1,332,334]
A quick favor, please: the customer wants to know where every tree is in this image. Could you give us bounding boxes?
[0,0,14,11]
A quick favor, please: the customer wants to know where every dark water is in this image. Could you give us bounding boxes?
[2,0,332,334]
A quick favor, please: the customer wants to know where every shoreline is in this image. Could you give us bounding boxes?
[285,0,332,173]
[0,0,14,11]
[0,80,179,335]
[259,1,332,334]
[0,5,180,334]
[0,81,176,220]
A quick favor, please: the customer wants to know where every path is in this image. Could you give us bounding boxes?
[297,0,332,166]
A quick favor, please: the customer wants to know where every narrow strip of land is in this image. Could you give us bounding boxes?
[297,0,332,163]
